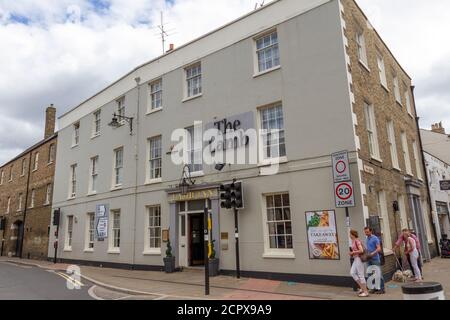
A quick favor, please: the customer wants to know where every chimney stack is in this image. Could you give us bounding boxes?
[168,43,175,52]
[44,104,56,139]
[431,122,446,135]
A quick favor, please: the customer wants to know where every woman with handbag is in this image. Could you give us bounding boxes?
[349,230,369,297]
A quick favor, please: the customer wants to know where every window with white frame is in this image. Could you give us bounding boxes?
[89,156,99,193]
[376,52,387,88]
[45,183,52,205]
[48,144,55,164]
[422,200,433,243]
[364,103,381,160]
[113,148,123,187]
[401,132,412,175]
[109,211,121,251]
[356,30,368,66]
[86,213,95,250]
[17,193,23,212]
[376,190,392,249]
[255,31,280,73]
[393,74,401,104]
[9,165,13,181]
[117,97,125,123]
[33,152,39,171]
[150,79,163,111]
[69,164,77,198]
[185,63,202,98]
[93,110,101,137]
[405,88,413,116]
[398,195,408,230]
[186,126,203,173]
[264,193,292,250]
[30,189,36,208]
[146,206,161,252]
[0,171,4,184]
[73,122,80,146]
[6,197,11,213]
[412,141,423,180]
[65,216,74,250]
[260,104,286,161]
[148,136,162,181]
[387,121,400,170]
[21,159,26,176]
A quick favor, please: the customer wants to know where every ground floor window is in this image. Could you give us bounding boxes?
[264,193,293,250]
[65,216,74,250]
[86,213,95,250]
[146,206,161,252]
[109,210,121,251]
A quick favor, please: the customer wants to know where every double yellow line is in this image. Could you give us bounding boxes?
[55,271,85,288]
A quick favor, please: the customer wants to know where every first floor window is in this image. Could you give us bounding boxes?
[401,132,412,175]
[117,97,125,123]
[18,194,23,211]
[186,63,202,98]
[111,211,121,250]
[387,121,400,169]
[376,191,392,249]
[86,213,95,249]
[70,164,77,198]
[256,31,280,73]
[30,189,36,208]
[33,153,39,171]
[114,148,123,186]
[66,216,74,249]
[260,104,286,160]
[147,206,161,250]
[6,197,11,213]
[93,110,101,136]
[265,193,292,249]
[186,126,203,173]
[90,156,99,192]
[48,144,55,163]
[412,141,423,180]
[150,79,163,110]
[364,103,380,159]
[149,136,162,180]
[45,184,52,205]
[73,123,80,146]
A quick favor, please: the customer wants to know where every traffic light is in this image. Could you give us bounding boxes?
[52,209,61,226]
[220,180,244,210]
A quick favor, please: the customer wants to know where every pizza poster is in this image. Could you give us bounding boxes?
[306,210,340,260]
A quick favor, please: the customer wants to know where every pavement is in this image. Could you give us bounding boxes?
[0,256,449,300]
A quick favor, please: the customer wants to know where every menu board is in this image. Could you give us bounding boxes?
[306,210,340,260]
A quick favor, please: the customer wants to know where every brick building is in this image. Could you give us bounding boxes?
[0,106,57,260]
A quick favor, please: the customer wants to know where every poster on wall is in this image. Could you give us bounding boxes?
[305,210,340,260]
[95,204,109,241]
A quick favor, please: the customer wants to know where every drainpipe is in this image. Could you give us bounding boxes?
[19,152,33,258]
[131,76,141,268]
[411,85,440,255]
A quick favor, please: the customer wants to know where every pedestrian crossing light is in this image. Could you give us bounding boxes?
[220,179,244,210]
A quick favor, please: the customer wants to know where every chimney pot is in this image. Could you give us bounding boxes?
[168,43,174,51]
[44,105,56,139]
[431,122,446,135]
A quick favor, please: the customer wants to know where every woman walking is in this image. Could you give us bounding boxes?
[349,230,369,297]
[405,229,422,281]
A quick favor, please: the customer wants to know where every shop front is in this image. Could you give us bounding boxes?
[436,202,450,237]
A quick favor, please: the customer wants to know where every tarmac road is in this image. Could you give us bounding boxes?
[0,261,94,300]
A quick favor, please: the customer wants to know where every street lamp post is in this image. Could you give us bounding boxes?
[108,113,134,135]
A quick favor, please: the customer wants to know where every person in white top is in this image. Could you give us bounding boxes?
[404,229,422,281]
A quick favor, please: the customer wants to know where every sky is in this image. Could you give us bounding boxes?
[0,0,449,165]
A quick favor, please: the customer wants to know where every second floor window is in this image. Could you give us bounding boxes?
[149,136,162,181]
[93,110,101,136]
[90,156,99,193]
[70,164,77,198]
[393,75,401,104]
[356,30,368,66]
[114,148,123,187]
[33,152,39,171]
[117,97,125,123]
[260,104,286,160]
[6,197,11,213]
[73,123,80,146]
[0,171,3,184]
[186,63,202,98]
[387,121,400,170]
[401,132,412,175]
[150,79,163,111]
[18,194,23,211]
[412,141,423,180]
[9,165,13,182]
[21,159,26,176]
[377,52,387,88]
[256,31,280,73]
[405,88,413,116]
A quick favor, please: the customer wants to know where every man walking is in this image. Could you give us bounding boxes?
[364,227,385,294]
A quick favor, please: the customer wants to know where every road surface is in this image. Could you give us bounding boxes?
[0,261,94,300]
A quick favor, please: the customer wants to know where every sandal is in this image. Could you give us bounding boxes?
[358,292,369,297]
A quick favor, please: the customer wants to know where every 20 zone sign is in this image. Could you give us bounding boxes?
[334,182,355,208]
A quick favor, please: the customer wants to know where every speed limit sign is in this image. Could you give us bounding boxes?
[334,182,355,208]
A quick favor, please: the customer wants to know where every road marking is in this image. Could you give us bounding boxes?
[153,295,169,300]
[55,271,85,287]
[0,261,33,269]
[88,286,104,300]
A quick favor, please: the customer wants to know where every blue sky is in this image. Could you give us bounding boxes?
[0,0,449,165]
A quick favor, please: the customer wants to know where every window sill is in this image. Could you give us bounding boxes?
[87,192,97,197]
[189,171,204,178]
[408,112,414,119]
[145,178,162,185]
[262,250,295,259]
[67,196,76,201]
[383,249,394,256]
[146,107,163,115]
[396,100,403,108]
[108,249,120,254]
[253,65,281,78]
[71,144,79,149]
[64,248,72,252]
[111,185,123,191]
[47,162,54,166]
[91,133,101,140]
[32,169,38,173]
[381,83,390,93]
[392,167,401,173]
[44,202,50,206]
[182,94,203,103]
[20,174,25,178]
[258,157,288,167]
[143,249,162,256]
[84,249,94,253]
[370,156,383,164]
[358,60,370,73]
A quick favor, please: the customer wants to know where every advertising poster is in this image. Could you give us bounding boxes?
[306,210,340,260]
[95,204,109,241]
